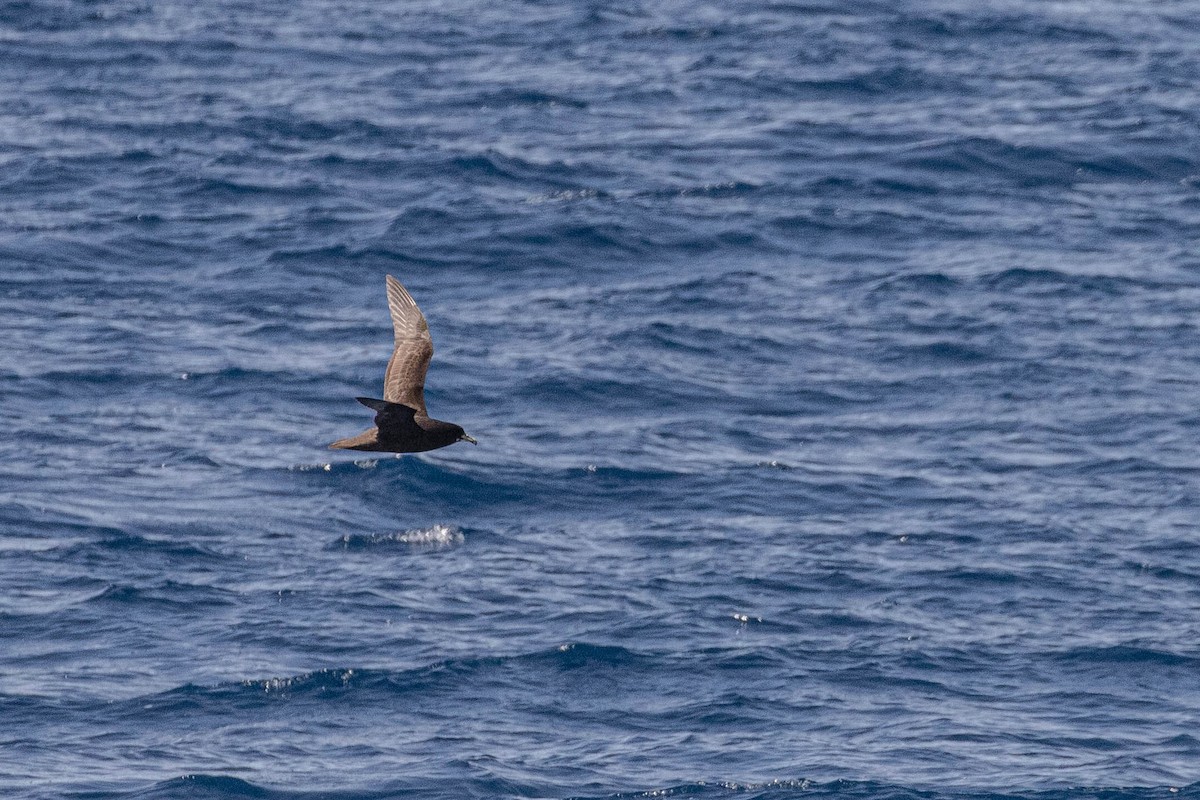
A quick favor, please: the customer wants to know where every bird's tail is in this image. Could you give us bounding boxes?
[328,428,379,450]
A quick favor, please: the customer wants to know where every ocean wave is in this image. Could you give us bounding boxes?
[571,782,1200,800]
[114,644,665,715]
[45,777,1200,800]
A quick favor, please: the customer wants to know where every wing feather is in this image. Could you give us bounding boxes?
[382,275,434,413]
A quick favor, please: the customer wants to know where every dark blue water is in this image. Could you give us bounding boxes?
[3,1,1200,798]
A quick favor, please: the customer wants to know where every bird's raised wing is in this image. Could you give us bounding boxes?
[382,275,434,414]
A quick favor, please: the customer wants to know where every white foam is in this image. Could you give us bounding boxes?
[338,524,465,550]
[395,524,464,546]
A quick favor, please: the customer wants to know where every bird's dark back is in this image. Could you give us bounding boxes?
[379,415,463,453]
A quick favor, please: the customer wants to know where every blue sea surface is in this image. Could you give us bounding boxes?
[2,1,1200,798]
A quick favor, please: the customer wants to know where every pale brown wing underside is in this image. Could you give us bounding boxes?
[382,274,434,414]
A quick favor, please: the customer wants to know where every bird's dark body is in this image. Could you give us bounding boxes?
[329,276,476,453]
[331,398,468,453]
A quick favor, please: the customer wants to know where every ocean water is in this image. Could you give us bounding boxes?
[2,0,1199,798]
